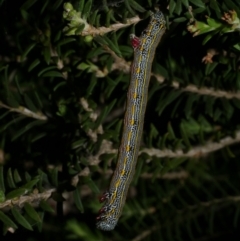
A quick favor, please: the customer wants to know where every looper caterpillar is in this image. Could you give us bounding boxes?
[96,9,166,231]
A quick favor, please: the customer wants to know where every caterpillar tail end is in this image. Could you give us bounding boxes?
[96,218,117,231]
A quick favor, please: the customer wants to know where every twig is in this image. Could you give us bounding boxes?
[79,97,103,143]
[81,16,141,36]
[140,131,240,158]
[141,170,189,180]
[0,188,56,211]
[132,225,158,241]
[153,73,240,99]
[50,46,68,79]
[93,130,240,162]
[85,130,240,169]
[88,139,116,166]
[103,46,131,74]
[177,195,240,213]
[0,102,48,120]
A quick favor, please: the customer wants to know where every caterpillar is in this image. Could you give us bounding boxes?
[96,9,166,231]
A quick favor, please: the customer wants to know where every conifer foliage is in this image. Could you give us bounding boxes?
[0,0,240,240]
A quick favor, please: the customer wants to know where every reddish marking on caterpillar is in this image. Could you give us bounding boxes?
[130,34,141,49]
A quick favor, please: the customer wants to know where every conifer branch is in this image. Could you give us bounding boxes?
[102,47,240,100]
[63,2,141,36]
